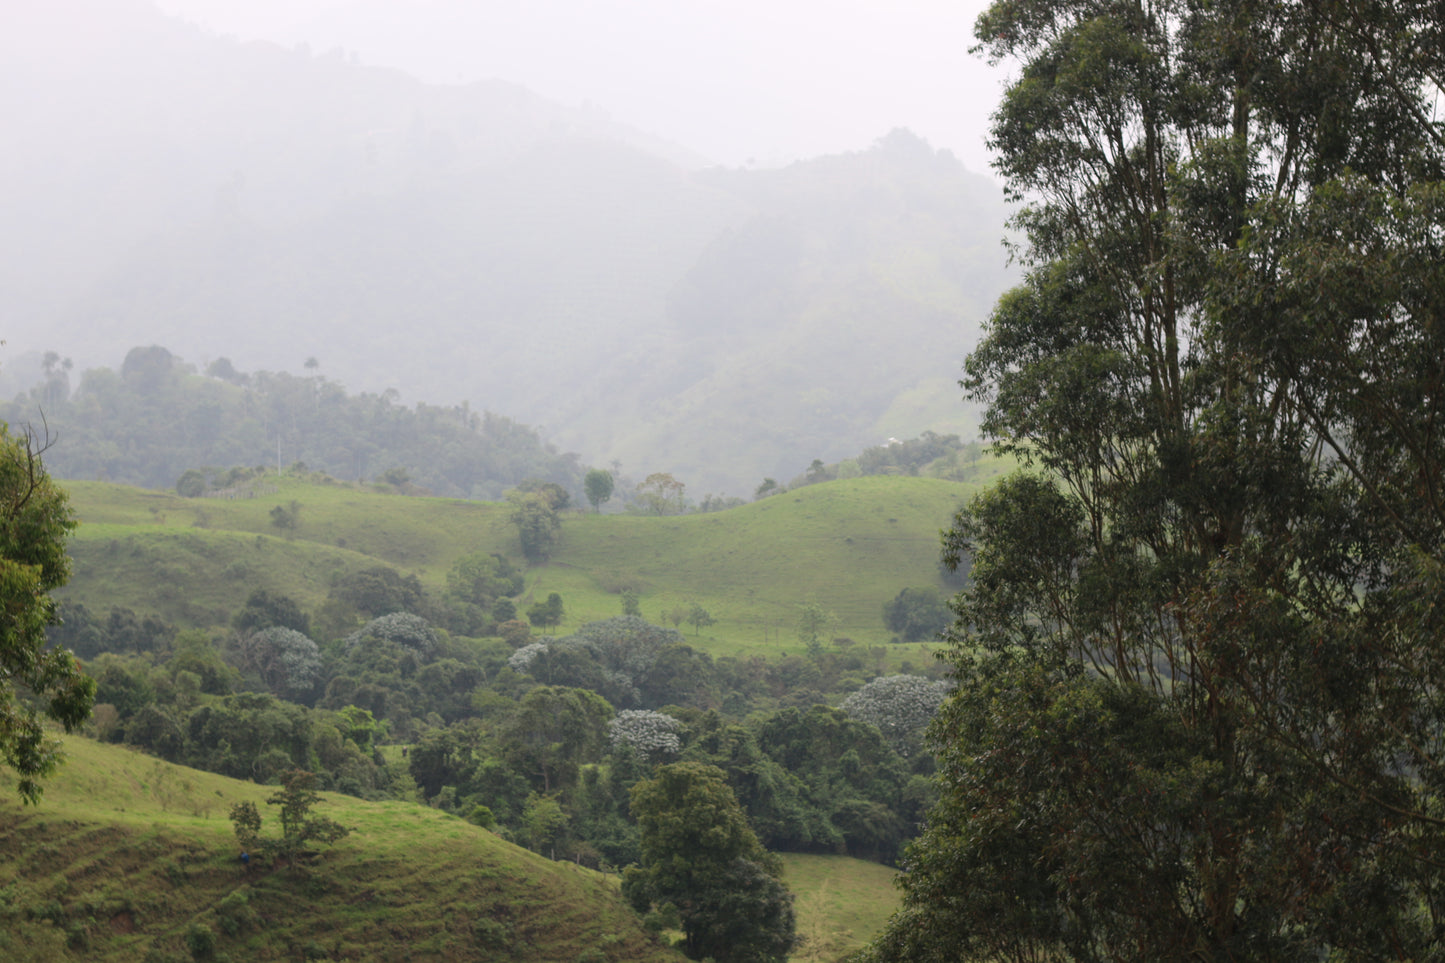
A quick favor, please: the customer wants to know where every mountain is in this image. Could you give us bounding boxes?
[3,0,1012,495]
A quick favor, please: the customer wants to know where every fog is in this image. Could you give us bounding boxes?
[149,0,1004,173]
[2,0,1013,493]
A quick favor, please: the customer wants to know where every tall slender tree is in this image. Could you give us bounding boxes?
[866,2,1445,959]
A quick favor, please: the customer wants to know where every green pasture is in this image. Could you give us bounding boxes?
[0,735,683,962]
[781,853,900,962]
[57,473,995,662]
[1,738,902,962]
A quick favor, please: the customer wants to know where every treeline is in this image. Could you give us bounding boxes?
[752,431,988,501]
[54,578,948,870]
[6,346,582,498]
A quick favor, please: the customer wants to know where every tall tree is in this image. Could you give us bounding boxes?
[623,762,796,963]
[0,424,95,803]
[636,472,686,515]
[583,468,614,512]
[507,489,562,562]
[500,685,612,794]
[866,2,1445,960]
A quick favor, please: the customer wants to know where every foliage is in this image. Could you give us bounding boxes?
[526,592,566,633]
[754,706,913,861]
[235,626,322,703]
[839,675,950,757]
[797,433,972,490]
[175,468,206,498]
[232,589,310,637]
[584,469,614,512]
[0,423,96,803]
[48,601,176,660]
[228,769,350,862]
[340,612,437,660]
[520,792,569,857]
[608,710,683,762]
[795,599,836,657]
[328,565,425,619]
[867,2,1445,960]
[443,552,522,608]
[507,489,562,562]
[0,350,583,498]
[684,602,716,636]
[635,472,687,515]
[228,799,263,852]
[620,589,642,617]
[508,617,687,708]
[623,761,796,963]
[515,478,571,511]
[879,587,949,643]
[268,500,301,535]
[499,686,613,794]
[507,642,549,675]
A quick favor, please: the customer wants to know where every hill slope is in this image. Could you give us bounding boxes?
[0,736,682,962]
[57,472,993,655]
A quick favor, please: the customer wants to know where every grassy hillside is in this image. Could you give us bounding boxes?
[782,854,899,963]
[58,471,1002,659]
[0,736,682,963]
[0,738,901,963]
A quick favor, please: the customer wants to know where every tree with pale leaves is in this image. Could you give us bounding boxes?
[608,710,683,762]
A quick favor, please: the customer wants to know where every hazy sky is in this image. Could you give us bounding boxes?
[150,0,1007,174]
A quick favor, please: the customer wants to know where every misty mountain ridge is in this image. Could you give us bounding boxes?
[6,0,1012,494]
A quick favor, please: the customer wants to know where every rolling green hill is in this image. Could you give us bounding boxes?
[58,470,1001,659]
[0,735,682,962]
[0,737,901,962]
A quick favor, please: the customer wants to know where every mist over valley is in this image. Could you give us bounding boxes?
[5,0,1012,495]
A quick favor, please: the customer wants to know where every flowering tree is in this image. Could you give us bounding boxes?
[342,612,438,658]
[840,675,950,757]
[237,626,322,702]
[608,710,683,762]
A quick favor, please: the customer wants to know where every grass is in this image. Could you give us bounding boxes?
[58,471,1003,663]
[781,853,900,962]
[0,735,683,962]
[0,739,902,962]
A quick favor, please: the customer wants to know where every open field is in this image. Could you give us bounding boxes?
[782,853,900,962]
[58,470,1007,660]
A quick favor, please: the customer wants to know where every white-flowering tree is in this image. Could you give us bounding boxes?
[840,675,950,757]
[507,642,549,674]
[608,709,683,762]
[238,626,322,702]
[342,612,438,658]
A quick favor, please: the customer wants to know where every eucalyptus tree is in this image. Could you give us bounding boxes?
[866,2,1445,960]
